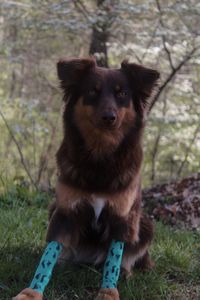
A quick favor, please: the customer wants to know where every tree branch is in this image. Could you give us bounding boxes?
[150,45,199,111]
[155,0,175,71]
[141,22,159,63]
[0,108,37,189]
[150,91,168,184]
[36,112,61,185]
[38,70,61,94]
[162,35,175,71]
[150,133,161,184]
[176,123,200,177]
[73,0,91,23]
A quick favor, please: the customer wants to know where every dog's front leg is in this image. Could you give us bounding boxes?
[12,241,63,300]
[95,240,124,300]
[13,208,76,300]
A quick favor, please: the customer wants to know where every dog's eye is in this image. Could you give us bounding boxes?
[116,91,127,98]
[88,90,96,97]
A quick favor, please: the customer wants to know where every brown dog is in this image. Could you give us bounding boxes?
[13,58,159,300]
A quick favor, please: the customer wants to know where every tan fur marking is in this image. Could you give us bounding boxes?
[56,176,139,217]
[74,98,122,156]
[74,98,135,158]
[106,174,140,216]
[119,102,136,132]
[121,245,148,273]
[47,206,73,248]
[56,181,87,211]
[12,288,43,300]
[95,288,120,300]
[56,176,140,244]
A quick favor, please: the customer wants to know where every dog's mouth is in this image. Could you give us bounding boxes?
[93,120,120,132]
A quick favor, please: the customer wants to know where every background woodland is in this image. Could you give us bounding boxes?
[0,0,200,190]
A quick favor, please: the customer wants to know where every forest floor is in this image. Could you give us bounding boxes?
[0,184,200,300]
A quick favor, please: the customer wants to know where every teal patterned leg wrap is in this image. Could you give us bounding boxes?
[29,241,63,294]
[101,240,124,289]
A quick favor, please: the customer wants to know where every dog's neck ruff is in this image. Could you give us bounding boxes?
[57,115,143,194]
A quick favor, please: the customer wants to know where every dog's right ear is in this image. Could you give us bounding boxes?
[121,60,160,116]
[57,57,96,101]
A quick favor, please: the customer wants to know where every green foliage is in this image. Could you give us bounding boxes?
[0,179,52,208]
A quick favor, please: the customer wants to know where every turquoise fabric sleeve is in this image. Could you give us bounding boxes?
[29,241,63,294]
[29,240,124,293]
[101,240,124,289]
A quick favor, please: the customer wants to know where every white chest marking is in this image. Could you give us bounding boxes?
[91,198,105,220]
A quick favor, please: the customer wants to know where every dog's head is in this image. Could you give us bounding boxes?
[57,57,159,156]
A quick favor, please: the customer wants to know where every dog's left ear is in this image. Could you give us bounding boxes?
[121,60,160,115]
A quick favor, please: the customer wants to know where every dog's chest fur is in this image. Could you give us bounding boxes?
[91,197,105,221]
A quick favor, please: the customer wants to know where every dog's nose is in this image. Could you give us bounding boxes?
[101,111,117,125]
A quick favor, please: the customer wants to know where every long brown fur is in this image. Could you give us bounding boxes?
[13,57,159,300]
[46,58,160,299]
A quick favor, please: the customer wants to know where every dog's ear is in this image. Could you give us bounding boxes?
[57,57,96,101]
[121,60,160,115]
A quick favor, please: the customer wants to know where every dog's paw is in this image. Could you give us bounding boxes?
[94,288,120,300]
[12,288,43,300]
[121,268,133,281]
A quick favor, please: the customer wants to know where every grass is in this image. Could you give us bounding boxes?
[0,185,200,300]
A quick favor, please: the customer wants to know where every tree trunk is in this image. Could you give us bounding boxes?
[89,26,108,67]
[89,0,109,67]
